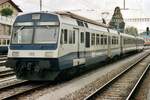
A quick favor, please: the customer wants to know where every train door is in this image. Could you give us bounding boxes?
[79,29,85,58]
[73,28,86,66]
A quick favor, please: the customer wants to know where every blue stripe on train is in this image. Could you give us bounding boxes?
[10,44,57,50]
[7,50,108,71]
[58,50,108,69]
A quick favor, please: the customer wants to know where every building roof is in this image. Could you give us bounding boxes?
[0,0,22,12]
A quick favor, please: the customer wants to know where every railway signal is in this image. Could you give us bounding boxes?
[146,27,149,35]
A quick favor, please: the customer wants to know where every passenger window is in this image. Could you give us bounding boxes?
[73,30,75,44]
[116,37,118,44]
[69,30,73,44]
[7,40,10,45]
[86,32,90,48]
[80,32,84,43]
[99,34,101,45]
[3,40,6,45]
[64,29,68,44]
[112,36,115,45]
[96,34,100,45]
[91,33,95,45]
[60,29,64,44]
[101,35,104,45]
[104,35,107,45]
[108,36,111,45]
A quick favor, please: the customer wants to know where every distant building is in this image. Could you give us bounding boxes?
[0,0,22,36]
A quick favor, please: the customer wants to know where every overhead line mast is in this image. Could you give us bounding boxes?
[124,0,125,10]
[40,0,42,11]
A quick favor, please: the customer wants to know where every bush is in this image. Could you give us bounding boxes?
[1,8,13,16]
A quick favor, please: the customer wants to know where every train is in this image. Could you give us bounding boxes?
[6,11,144,80]
[0,35,10,54]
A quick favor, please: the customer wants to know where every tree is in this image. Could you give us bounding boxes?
[109,7,125,33]
[1,8,13,17]
[125,27,138,36]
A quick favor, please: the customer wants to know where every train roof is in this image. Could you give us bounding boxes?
[55,11,108,28]
[120,33,136,38]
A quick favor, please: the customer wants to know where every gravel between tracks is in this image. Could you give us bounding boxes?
[15,50,150,100]
[61,52,150,100]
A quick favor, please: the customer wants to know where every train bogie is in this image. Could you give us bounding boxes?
[7,58,60,80]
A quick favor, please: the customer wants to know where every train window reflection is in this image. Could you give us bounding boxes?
[12,27,33,44]
[64,29,68,44]
[12,26,59,44]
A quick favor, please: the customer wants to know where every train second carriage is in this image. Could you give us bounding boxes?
[6,12,144,80]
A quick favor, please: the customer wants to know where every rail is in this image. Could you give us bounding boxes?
[84,52,150,100]
[126,64,150,99]
[0,70,14,78]
[0,81,50,100]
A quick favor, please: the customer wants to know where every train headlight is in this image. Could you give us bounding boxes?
[12,52,19,57]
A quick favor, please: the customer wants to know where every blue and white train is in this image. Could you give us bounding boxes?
[6,11,144,80]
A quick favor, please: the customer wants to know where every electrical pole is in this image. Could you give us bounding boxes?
[40,0,42,11]
[122,0,128,10]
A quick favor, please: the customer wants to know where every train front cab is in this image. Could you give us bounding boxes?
[6,12,64,80]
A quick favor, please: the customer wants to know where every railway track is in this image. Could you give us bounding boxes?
[0,76,16,84]
[0,57,7,61]
[0,80,51,100]
[0,55,7,66]
[84,52,150,100]
[0,55,7,57]
[0,60,6,66]
[0,70,14,78]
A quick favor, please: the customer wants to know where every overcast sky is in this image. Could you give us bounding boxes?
[12,0,150,32]
[12,0,149,16]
